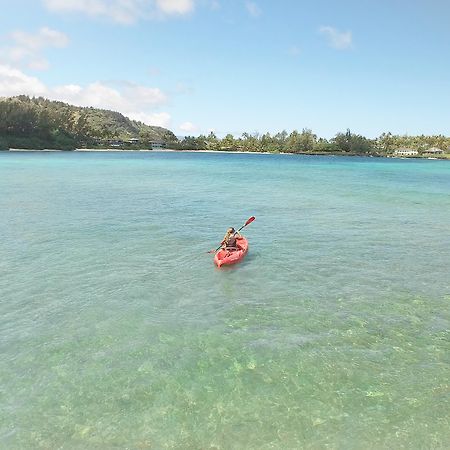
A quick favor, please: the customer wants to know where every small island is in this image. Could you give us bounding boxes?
[1,96,449,159]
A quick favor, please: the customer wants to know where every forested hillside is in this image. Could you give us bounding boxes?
[0,96,176,149]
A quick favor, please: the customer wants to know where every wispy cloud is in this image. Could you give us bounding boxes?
[0,27,69,71]
[179,121,197,132]
[174,81,194,95]
[43,0,196,24]
[52,81,167,113]
[319,26,352,50]
[155,0,195,15]
[11,27,69,50]
[288,45,301,57]
[128,111,171,127]
[209,0,220,11]
[245,1,261,18]
[148,66,161,76]
[0,64,171,127]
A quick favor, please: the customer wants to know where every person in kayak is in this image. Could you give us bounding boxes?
[221,227,241,250]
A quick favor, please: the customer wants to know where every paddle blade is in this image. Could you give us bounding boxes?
[237,216,255,232]
[245,216,255,226]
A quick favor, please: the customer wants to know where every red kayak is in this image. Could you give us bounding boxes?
[214,236,249,268]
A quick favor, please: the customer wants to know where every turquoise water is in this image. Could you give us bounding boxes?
[1,151,449,449]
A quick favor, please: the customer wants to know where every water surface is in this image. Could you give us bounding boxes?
[1,151,449,449]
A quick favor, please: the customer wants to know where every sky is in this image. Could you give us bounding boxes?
[1,0,450,138]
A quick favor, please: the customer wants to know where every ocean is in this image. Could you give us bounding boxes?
[1,151,449,449]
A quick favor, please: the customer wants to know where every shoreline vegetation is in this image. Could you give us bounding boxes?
[6,148,450,161]
[1,95,449,160]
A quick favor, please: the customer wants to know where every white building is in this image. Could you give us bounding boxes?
[394,147,418,156]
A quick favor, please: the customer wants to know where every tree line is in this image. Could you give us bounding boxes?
[171,129,450,155]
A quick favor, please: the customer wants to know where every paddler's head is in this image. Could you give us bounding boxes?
[227,227,235,234]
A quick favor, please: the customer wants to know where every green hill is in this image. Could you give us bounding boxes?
[0,95,177,150]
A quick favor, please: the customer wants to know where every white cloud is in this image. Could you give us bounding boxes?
[11,27,69,50]
[319,26,352,50]
[156,0,194,15]
[0,64,47,96]
[51,82,125,110]
[0,64,171,128]
[245,1,261,18]
[179,121,197,132]
[43,0,143,24]
[128,111,171,127]
[125,84,167,106]
[50,81,167,113]
[27,58,50,71]
[43,0,195,23]
[53,82,171,126]
[0,27,69,71]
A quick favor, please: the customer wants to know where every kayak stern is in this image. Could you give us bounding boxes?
[214,237,249,268]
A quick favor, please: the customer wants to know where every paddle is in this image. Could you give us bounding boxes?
[208,216,255,253]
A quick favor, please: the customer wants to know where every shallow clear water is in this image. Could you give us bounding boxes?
[1,151,449,449]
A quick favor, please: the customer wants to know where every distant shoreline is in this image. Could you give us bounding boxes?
[3,147,449,160]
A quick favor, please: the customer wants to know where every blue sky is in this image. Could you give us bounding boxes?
[1,0,449,138]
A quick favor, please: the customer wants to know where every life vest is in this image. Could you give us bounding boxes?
[224,234,238,248]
